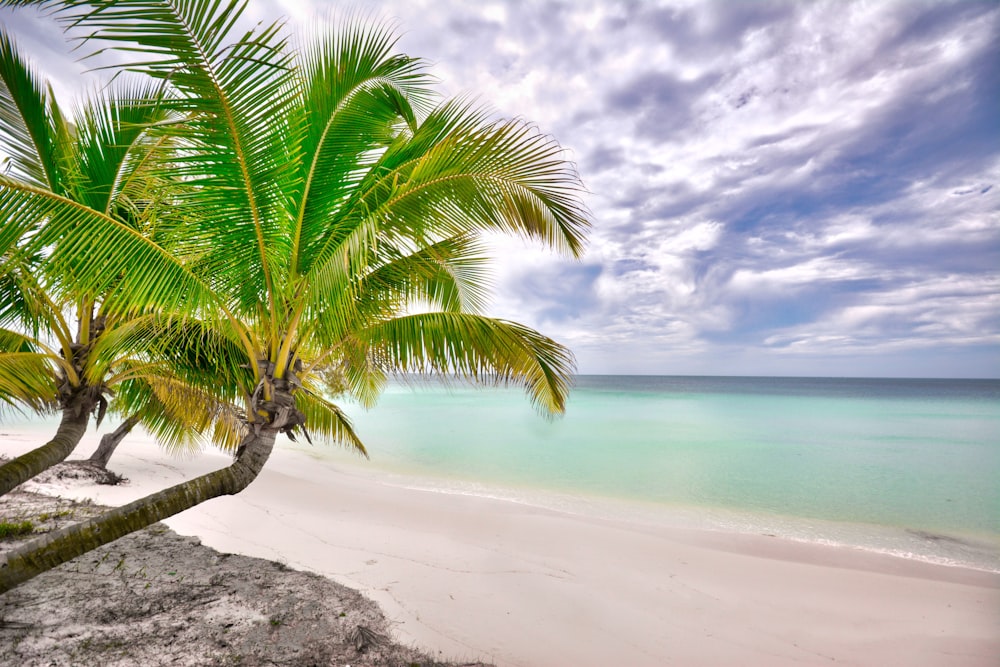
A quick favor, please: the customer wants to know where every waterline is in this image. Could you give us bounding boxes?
[317,375,1000,572]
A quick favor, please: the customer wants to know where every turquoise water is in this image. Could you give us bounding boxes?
[6,375,998,571]
[326,376,1000,571]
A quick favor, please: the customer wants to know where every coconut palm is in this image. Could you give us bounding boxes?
[0,30,236,494]
[0,0,588,593]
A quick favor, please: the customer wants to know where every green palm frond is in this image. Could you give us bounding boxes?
[143,314,253,401]
[336,336,387,409]
[363,234,493,315]
[81,312,172,386]
[0,177,217,314]
[39,0,301,316]
[300,234,492,357]
[88,311,250,402]
[297,12,434,122]
[143,375,244,454]
[0,251,74,345]
[300,100,588,314]
[375,101,589,256]
[290,15,433,279]
[0,210,27,264]
[0,351,59,412]
[39,0,260,72]
[294,388,366,455]
[112,370,246,455]
[357,312,575,415]
[0,29,70,192]
[0,327,41,353]
[67,78,169,216]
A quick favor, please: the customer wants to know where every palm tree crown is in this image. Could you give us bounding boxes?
[5,1,589,438]
[0,28,247,493]
[0,0,590,593]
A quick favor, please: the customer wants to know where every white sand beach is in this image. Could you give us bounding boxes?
[3,428,999,667]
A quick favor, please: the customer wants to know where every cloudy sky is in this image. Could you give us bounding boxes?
[3,0,998,378]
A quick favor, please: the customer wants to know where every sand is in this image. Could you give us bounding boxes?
[2,427,998,666]
[1,489,485,667]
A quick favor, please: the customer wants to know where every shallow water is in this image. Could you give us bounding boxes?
[324,375,1000,572]
[6,375,999,572]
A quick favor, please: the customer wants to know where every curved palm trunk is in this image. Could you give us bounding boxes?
[0,428,276,594]
[0,408,90,497]
[87,414,141,469]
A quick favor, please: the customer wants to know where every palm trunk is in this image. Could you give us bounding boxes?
[87,414,141,469]
[0,428,276,594]
[0,407,90,497]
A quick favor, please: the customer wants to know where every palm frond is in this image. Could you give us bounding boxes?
[294,388,367,455]
[0,176,217,314]
[300,99,589,314]
[68,77,169,216]
[0,29,69,191]
[297,234,492,364]
[335,337,387,409]
[371,101,590,257]
[0,351,60,412]
[357,312,575,415]
[40,0,302,318]
[0,327,40,353]
[290,14,433,279]
[0,327,70,387]
[112,370,246,455]
[0,250,74,345]
[290,219,375,351]
[361,234,493,315]
[89,310,251,402]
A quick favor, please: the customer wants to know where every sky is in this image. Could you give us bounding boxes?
[2,0,999,378]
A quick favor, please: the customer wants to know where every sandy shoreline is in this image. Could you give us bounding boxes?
[1,489,485,667]
[2,429,999,666]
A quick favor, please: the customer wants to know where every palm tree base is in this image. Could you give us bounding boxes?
[0,428,276,594]
[0,408,91,497]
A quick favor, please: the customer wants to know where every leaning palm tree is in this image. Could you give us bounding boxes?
[0,0,588,593]
[0,30,212,494]
[0,29,249,491]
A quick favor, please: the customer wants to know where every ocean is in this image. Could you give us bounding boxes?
[320,375,1000,573]
[5,375,998,573]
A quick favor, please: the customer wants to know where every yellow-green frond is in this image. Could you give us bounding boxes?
[113,371,247,455]
[358,312,575,415]
[0,351,59,413]
[295,388,367,456]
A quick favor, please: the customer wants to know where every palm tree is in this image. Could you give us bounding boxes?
[0,28,251,491]
[0,30,224,494]
[0,0,588,593]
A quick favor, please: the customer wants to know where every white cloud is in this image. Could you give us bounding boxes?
[3,0,997,377]
[762,275,1000,353]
